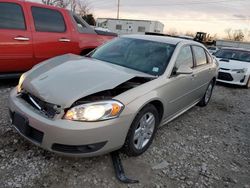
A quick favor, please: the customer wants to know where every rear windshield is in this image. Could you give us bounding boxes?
[91,37,176,76]
[214,49,250,63]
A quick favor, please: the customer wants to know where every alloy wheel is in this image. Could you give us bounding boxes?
[133,112,155,150]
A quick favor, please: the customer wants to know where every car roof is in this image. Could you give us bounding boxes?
[220,47,250,52]
[121,34,203,46]
[6,0,65,11]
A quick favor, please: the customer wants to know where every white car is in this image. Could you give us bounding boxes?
[207,46,218,54]
[214,47,250,88]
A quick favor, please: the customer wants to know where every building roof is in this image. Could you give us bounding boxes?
[97,18,163,24]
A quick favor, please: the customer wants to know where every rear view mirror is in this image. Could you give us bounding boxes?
[176,64,193,74]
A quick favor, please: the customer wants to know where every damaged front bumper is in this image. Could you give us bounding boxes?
[8,87,132,157]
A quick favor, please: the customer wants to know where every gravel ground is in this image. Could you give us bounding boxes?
[0,79,249,188]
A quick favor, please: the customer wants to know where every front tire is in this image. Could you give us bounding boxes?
[122,104,159,156]
[198,80,215,107]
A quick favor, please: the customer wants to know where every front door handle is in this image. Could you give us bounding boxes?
[14,36,30,41]
[191,74,197,79]
[59,38,71,42]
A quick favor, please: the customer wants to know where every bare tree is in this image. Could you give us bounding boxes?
[184,31,196,37]
[41,0,91,14]
[233,29,244,41]
[77,0,90,16]
[243,28,250,41]
[42,0,70,8]
[224,28,232,40]
[69,0,76,13]
[168,28,178,36]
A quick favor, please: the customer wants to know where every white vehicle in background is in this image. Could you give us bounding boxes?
[94,27,112,32]
[207,46,219,54]
[214,47,250,88]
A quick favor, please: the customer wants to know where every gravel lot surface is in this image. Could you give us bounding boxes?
[0,79,249,188]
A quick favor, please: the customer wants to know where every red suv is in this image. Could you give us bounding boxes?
[0,0,116,77]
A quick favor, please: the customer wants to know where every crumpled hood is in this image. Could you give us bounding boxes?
[22,54,153,108]
[217,58,250,70]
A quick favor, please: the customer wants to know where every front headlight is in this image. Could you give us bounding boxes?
[232,68,247,73]
[17,73,25,93]
[64,100,124,122]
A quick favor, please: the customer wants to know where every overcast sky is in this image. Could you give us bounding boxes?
[32,0,250,40]
[89,0,250,39]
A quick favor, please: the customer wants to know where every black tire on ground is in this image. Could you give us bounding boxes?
[122,104,160,156]
[198,79,215,107]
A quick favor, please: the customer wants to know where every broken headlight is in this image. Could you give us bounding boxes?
[64,100,124,122]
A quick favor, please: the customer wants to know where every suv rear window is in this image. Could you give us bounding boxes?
[0,2,26,30]
[31,7,66,32]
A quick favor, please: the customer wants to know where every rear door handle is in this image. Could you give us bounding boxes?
[14,37,30,41]
[59,38,71,42]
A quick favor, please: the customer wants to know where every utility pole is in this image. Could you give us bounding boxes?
[117,0,120,19]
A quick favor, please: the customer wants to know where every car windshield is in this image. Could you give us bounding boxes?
[91,37,176,76]
[214,49,250,63]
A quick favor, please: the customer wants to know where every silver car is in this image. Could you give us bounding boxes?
[9,35,218,157]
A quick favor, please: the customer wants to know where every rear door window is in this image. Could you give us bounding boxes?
[192,46,207,66]
[0,2,26,30]
[31,7,66,32]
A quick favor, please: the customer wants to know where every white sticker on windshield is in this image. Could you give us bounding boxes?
[152,67,159,72]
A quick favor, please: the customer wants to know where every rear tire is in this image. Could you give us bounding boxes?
[122,104,159,156]
[198,80,215,107]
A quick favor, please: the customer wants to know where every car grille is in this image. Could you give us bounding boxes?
[20,92,60,118]
[218,72,233,81]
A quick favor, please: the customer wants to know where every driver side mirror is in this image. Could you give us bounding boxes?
[176,64,193,74]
